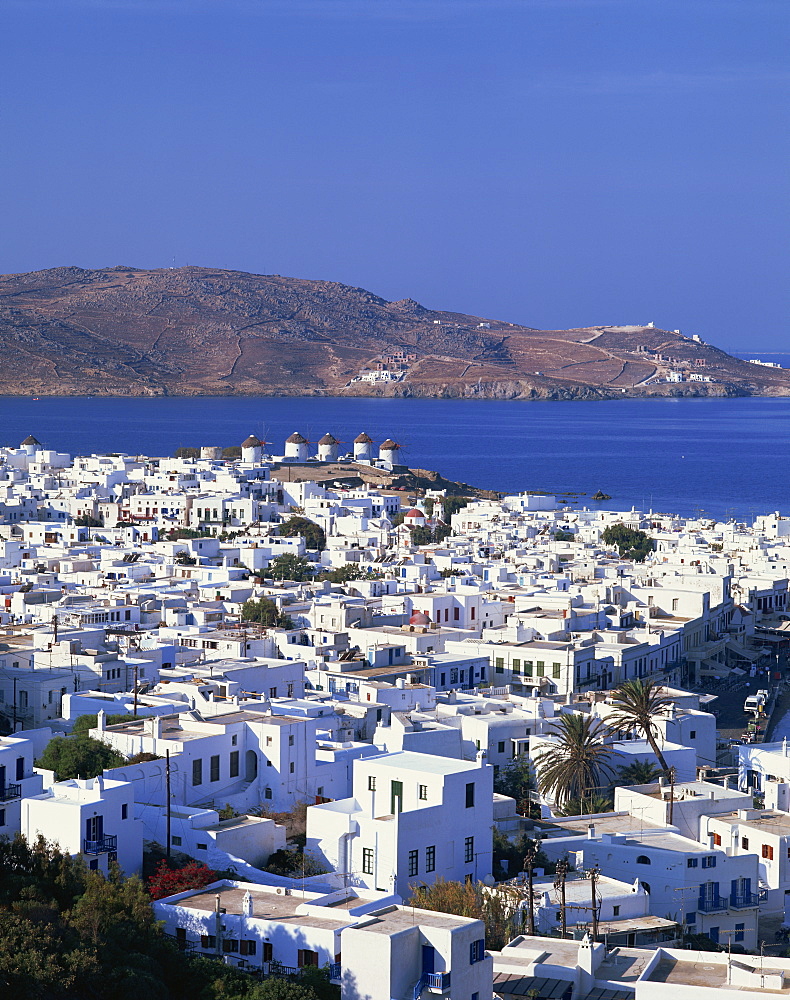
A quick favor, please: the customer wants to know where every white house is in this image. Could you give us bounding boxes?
[307,750,494,897]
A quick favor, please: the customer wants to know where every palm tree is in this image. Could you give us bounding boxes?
[557,794,614,817]
[617,760,662,786]
[605,679,672,773]
[534,714,620,811]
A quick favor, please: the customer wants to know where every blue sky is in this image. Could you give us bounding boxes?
[1,0,787,350]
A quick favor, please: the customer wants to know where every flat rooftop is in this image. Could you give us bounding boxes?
[163,886,355,929]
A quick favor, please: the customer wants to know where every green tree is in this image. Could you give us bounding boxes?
[617,760,663,785]
[174,447,200,459]
[240,597,294,629]
[556,794,614,816]
[269,553,314,582]
[605,679,672,773]
[315,565,381,584]
[534,714,620,811]
[73,713,142,735]
[493,755,535,813]
[75,514,103,527]
[263,847,327,878]
[409,878,520,951]
[221,446,242,460]
[492,830,552,882]
[278,517,326,551]
[36,735,126,781]
[601,523,653,562]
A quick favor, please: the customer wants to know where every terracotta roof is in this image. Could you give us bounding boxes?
[405,508,425,518]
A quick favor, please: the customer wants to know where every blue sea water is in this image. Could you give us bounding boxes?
[2,395,789,522]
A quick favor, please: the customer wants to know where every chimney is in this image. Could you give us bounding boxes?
[476,749,487,767]
[242,891,253,916]
[97,709,106,732]
[588,823,596,839]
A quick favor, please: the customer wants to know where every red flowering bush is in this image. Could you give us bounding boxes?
[147,859,217,900]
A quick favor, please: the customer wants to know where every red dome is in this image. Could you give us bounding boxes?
[404,508,425,518]
[410,611,431,626]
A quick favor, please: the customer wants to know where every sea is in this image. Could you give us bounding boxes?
[3,394,789,523]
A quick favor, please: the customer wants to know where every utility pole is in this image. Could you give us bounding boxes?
[523,841,540,936]
[165,749,172,860]
[669,766,676,826]
[554,858,569,939]
[133,661,139,717]
[589,866,600,943]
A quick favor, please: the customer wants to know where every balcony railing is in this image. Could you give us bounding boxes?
[697,895,727,913]
[414,972,451,998]
[83,834,118,855]
[329,963,341,981]
[0,783,21,802]
[730,893,759,909]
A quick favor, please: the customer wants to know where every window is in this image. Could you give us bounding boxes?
[232,734,238,746]
[702,855,717,868]
[636,855,651,865]
[735,923,745,943]
[741,837,749,850]
[466,782,475,808]
[262,942,273,962]
[419,784,428,800]
[172,836,182,846]
[230,750,239,777]
[552,663,561,679]
[289,735,295,746]
[289,762,295,773]
[240,940,257,956]
[0,809,5,826]
[15,758,23,781]
[524,661,533,677]
[270,688,278,699]
[192,759,203,785]
[210,755,220,782]
[121,803,128,820]
[201,935,217,949]
[686,911,696,924]
[495,658,504,674]
[197,842,207,850]
[426,845,435,872]
[264,787,272,799]
[713,833,722,847]
[362,848,374,875]
[368,776,376,791]
[689,730,696,739]
[762,844,774,861]
[465,836,474,864]
[298,950,319,968]
[687,858,698,868]
[613,905,620,916]
[409,850,419,877]
[512,659,521,674]
[469,939,485,964]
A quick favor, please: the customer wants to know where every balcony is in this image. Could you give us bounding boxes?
[414,973,451,998]
[697,895,727,913]
[730,893,759,909]
[83,834,118,855]
[0,783,21,802]
[329,963,341,981]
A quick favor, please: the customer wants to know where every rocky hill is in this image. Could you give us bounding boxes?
[0,264,786,400]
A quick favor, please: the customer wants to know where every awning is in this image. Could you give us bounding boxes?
[700,658,731,676]
[493,974,572,1000]
[726,639,760,662]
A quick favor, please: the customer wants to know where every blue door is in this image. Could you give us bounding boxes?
[422,946,435,974]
